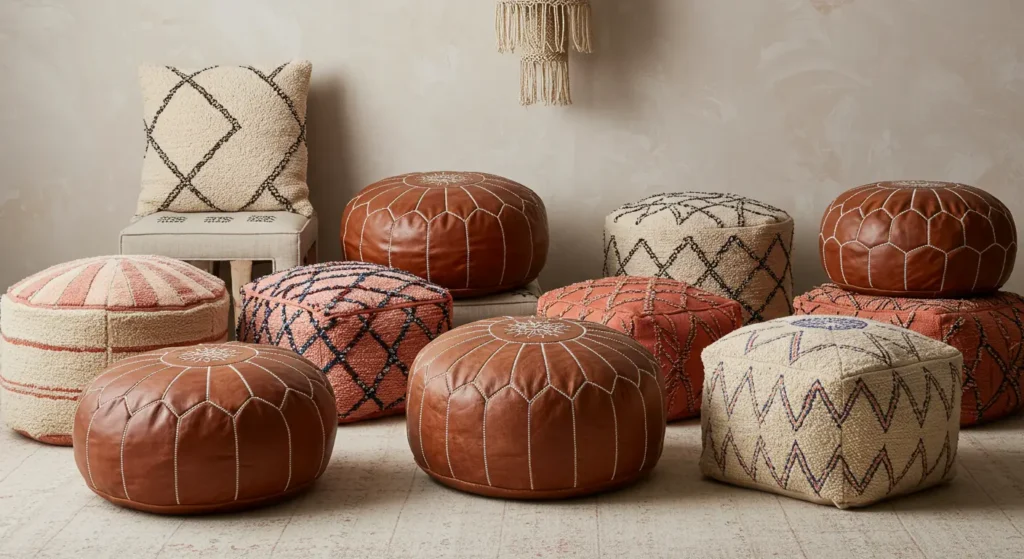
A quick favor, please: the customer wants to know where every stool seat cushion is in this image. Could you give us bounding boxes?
[819,181,1016,297]
[407,317,665,499]
[0,255,229,445]
[538,277,742,420]
[452,280,542,327]
[700,316,963,509]
[604,192,794,324]
[73,342,336,514]
[237,262,453,423]
[795,284,1024,426]
[341,172,549,298]
[120,211,317,270]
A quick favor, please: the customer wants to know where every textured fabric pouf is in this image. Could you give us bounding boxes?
[819,180,1016,297]
[237,262,452,423]
[603,192,794,324]
[407,317,665,499]
[701,316,963,509]
[452,280,542,327]
[341,172,549,298]
[795,284,1024,426]
[0,256,229,445]
[72,342,335,514]
[537,277,742,421]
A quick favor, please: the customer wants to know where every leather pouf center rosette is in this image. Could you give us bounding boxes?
[1,255,229,446]
[538,277,743,421]
[407,317,666,499]
[819,180,1017,297]
[237,261,453,423]
[795,284,1024,426]
[73,342,336,514]
[341,172,549,298]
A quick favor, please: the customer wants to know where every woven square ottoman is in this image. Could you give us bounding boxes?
[701,316,963,508]
[604,192,794,324]
[796,284,1024,426]
[538,277,742,420]
[452,280,541,327]
[0,255,229,445]
[237,261,453,423]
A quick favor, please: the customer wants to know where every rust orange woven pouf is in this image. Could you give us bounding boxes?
[73,342,336,514]
[0,255,229,445]
[795,284,1024,426]
[538,277,743,420]
[340,172,549,298]
[237,262,453,423]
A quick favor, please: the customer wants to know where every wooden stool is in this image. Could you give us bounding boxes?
[120,211,318,321]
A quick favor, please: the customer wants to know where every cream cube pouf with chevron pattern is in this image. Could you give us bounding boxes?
[700,315,963,509]
[604,192,794,324]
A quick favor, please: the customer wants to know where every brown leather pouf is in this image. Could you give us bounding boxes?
[73,342,336,514]
[407,317,666,499]
[819,180,1017,297]
[341,172,549,298]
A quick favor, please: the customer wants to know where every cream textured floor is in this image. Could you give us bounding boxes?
[1,413,1023,558]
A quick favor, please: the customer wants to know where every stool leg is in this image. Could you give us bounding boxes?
[229,260,253,321]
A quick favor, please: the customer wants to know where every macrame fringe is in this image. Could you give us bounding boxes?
[520,52,572,106]
[496,1,592,54]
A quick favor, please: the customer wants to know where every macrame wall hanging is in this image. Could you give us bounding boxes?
[496,0,593,106]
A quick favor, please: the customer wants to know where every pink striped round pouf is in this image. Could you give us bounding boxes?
[0,255,230,445]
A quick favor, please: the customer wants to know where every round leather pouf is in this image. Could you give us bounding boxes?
[73,342,336,514]
[820,181,1017,297]
[341,172,549,298]
[407,317,666,499]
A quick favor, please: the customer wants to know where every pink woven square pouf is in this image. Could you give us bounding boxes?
[238,262,452,423]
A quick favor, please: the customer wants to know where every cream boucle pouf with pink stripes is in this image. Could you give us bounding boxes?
[0,255,229,445]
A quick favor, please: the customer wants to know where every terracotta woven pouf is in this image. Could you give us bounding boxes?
[819,180,1017,297]
[0,255,229,445]
[795,284,1024,426]
[73,342,335,514]
[701,316,963,509]
[237,262,452,423]
[604,192,794,324]
[407,317,665,499]
[341,172,549,298]
[538,277,742,421]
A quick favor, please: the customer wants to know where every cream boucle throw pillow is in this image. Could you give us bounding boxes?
[135,61,313,218]
[700,316,962,509]
[604,192,794,324]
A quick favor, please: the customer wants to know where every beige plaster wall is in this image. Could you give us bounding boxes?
[1,0,1022,295]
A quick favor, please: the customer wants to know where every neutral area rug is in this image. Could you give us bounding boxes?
[1,410,1022,558]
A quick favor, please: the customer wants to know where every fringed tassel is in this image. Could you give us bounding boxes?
[520,51,571,106]
[496,1,593,54]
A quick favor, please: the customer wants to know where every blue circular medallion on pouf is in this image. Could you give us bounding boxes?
[791,316,868,331]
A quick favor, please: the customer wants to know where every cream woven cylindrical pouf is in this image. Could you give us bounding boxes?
[701,316,963,509]
[604,192,795,324]
[0,255,229,445]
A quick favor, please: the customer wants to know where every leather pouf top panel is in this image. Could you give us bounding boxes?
[603,192,795,324]
[1,256,229,446]
[538,277,742,421]
[701,316,963,508]
[795,283,1024,426]
[341,172,549,298]
[72,342,336,514]
[237,262,453,423]
[819,181,1017,297]
[407,317,666,499]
